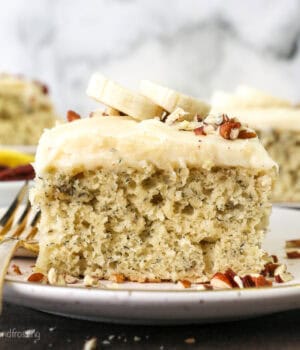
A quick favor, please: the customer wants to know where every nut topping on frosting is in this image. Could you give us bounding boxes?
[219,119,241,140]
[163,109,257,141]
[67,110,81,122]
[164,107,189,125]
[194,113,257,140]
[194,126,206,136]
[238,130,257,139]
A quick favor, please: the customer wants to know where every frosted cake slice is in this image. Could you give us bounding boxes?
[31,109,277,283]
[0,74,57,145]
[211,86,300,202]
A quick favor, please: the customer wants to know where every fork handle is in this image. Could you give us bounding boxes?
[0,239,19,313]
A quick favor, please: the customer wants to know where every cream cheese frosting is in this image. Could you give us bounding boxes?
[34,116,277,175]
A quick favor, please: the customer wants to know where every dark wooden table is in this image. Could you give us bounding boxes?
[0,303,299,349]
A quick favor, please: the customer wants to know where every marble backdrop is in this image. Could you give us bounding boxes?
[1,0,300,115]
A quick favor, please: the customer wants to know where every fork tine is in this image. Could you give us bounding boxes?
[0,183,33,314]
[0,182,28,234]
[12,201,32,238]
[29,210,41,227]
[25,210,41,240]
[0,187,42,314]
[16,200,31,226]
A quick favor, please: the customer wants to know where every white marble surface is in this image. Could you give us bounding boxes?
[0,0,300,116]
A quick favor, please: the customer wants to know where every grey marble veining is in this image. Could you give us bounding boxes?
[0,0,300,115]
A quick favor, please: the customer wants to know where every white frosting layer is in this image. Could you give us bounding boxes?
[34,116,277,175]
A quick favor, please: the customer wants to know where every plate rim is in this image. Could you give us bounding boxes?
[4,275,300,294]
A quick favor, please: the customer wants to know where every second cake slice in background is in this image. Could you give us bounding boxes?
[211,86,300,203]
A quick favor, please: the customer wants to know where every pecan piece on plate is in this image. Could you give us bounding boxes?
[27,272,46,283]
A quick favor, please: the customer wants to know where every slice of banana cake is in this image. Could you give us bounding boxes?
[0,74,58,145]
[211,86,300,202]
[31,104,277,283]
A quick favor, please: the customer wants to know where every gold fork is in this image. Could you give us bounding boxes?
[0,182,40,313]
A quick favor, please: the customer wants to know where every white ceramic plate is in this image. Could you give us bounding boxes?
[0,144,36,207]
[3,207,300,325]
[274,202,300,209]
[0,145,37,154]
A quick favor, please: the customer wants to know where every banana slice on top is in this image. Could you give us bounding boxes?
[87,73,164,121]
[211,85,292,110]
[235,85,292,108]
[140,80,210,118]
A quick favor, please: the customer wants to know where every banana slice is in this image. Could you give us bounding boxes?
[105,107,120,116]
[236,85,292,108]
[140,80,210,118]
[87,73,164,121]
[0,149,34,167]
[211,86,292,110]
[210,91,240,111]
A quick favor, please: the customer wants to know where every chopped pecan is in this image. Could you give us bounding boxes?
[261,263,280,277]
[274,264,293,283]
[195,114,203,122]
[203,114,228,126]
[250,275,272,287]
[210,272,232,289]
[27,272,45,283]
[224,268,240,288]
[219,120,241,140]
[230,128,240,140]
[286,240,300,248]
[178,280,192,288]
[111,273,125,283]
[286,251,300,259]
[67,110,81,122]
[241,275,255,288]
[238,130,257,139]
[202,283,213,290]
[146,278,162,283]
[12,264,22,275]
[220,114,229,123]
[274,275,284,283]
[194,126,206,136]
